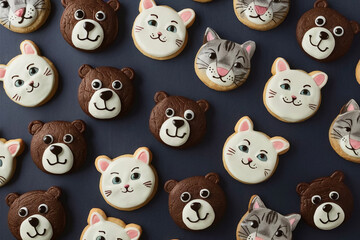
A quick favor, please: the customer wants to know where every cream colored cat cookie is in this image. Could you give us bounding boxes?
[0,138,24,187]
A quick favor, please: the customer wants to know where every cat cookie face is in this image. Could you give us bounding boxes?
[6,187,66,240]
[60,0,120,52]
[296,0,360,62]
[164,173,226,231]
[96,147,158,211]
[28,120,87,175]
[234,0,290,31]
[132,0,195,60]
[263,57,327,123]
[195,28,256,91]
[297,171,353,230]
[237,195,300,240]
[80,208,141,240]
[0,0,50,33]
[149,91,209,149]
[223,116,289,184]
[0,40,58,107]
[78,65,135,120]
[0,138,24,187]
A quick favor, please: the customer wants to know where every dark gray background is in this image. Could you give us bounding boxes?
[0,0,359,239]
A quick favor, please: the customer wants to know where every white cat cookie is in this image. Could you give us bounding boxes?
[132,0,195,60]
[0,40,58,107]
[0,138,24,187]
[80,208,141,240]
[223,116,289,184]
[95,147,158,211]
[263,57,327,123]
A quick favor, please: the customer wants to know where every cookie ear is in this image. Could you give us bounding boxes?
[340,99,359,114]
[89,209,106,225]
[134,147,152,165]
[242,41,256,59]
[140,0,156,11]
[61,0,72,7]
[196,100,209,112]
[5,139,23,157]
[285,214,301,231]
[28,121,44,135]
[154,91,168,103]
[270,137,290,155]
[0,65,6,81]
[203,27,220,44]
[235,116,253,133]
[296,183,310,195]
[205,172,220,184]
[330,171,344,182]
[273,57,290,74]
[46,186,61,200]
[310,71,328,89]
[350,20,360,35]
[249,195,266,212]
[72,120,86,133]
[178,9,195,28]
[164,180,178,193]
[121,68,135,80]
[20,40,38,55]
[314,0,328,8]
[78,64,93,78]
[95,156,112,173]
[107,0,120,11]
[125,225,142,240]
[5,193,19,207]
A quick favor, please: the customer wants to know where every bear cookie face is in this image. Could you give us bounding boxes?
[6,186,66,240]
[164,173,226,231]
[296,0,360,62]
[60,0,120,52]
[78,65,135,120]
[149,91,209,149]
[28,120,87,175]
[296,171,353,231]
[0,138,24,187]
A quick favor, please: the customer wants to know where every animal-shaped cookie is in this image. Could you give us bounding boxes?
[296,0,360,62]
[237,195,301,240]
[28,120,87,175]
[132,0,195,60]
[356,61,360,85]
[0,138,24,187]
[149,91,209,148]
[234,0,290,31]
[0,0,51,33]
[78,65,135,120]
[6,186,66,240]
[195,28,256,91]
[164,173,226,231]
[95,147,158,211]
[296,171,353,230]
[60,0,120,52]
[223,116,289,184]
[80,208,141,240]
[0,40,58,107]
[263,57,327,123]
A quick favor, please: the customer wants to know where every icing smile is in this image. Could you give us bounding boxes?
[282,97,302,106]
[241,158,257,169]
[18,16,33,24]
[319,212,340,224]
[94,102,115,112]
[47,156,68,166]
[309,35,329,52]
[27,227,46,238]
[166,129,187,139]
[26,82,40,93]
[249,14,266,22]
[187,213,209,223]
[77,34,101,42]
[150,34,167,43]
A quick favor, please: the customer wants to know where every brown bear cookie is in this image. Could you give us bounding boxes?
[6,186,66,240]
[149,91,209,149]
[296,0,360,62]
[164,173,226,231]
[296,171,353,231]
[78,65,135,120]
[28,120,87,175]
[60,0,120,52]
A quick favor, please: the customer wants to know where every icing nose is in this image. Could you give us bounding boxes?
[254,5,268,15]
[323,204,333,213]
[247,158,253,163]
[83,21,95,32]
[15,8,25,17]
[100,90,113,101]
[291,95,297,100]
[29,81,34,87]
[349,138,360,150]
[50,145,63,156]
[158,32,162,36]
[173,119,184,128]
[217,67,229,77]
[124,184,130,189]
[190,202,201,212]
[29,217,39,227]
[319,31,329,40]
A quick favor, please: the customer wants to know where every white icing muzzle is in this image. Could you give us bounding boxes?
[71,19,104,50]
[88,88,121,119]
[206,62,235,87]
[20,214,53,240]
[159,116,190,147]
[313,202,345,230]
[182,199,215,230]
[9,4,38,28]
[41,143,74,174]
[301,27,335,60]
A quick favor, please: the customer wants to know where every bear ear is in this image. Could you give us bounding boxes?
[235,116,253,133]
[285,214,301,231]
[249,195,266,212]
[242,41,256,59]
[78,64,93,78]
[350,20,360,35]
[107,0,120,12]
[273,57,290,74]
[61,0,72,7]
[270,137,290,155]
[310,71,328,89]
[196,100,209,112]
[164,180,178,193]
[340,99,360,114]
[5,193,19,207]
[296,182,310,195]
[205,172,220,184]
[28,121,44,135]
[121,68,135,80]
[46,186,62,200]
[0,65,6,81]
[72,120,86,133]
[330,171,344,182]
[140,0,156,11]
[125,224,142,240]
[134,147,152,165]
[5,139,24,157]
[88,209,106,225]
[154,91,168,103]
[20,40,39,55]
[95,156,112,173]
[314,0,328,8]
[203,27,220,44]
[178,9,195,28]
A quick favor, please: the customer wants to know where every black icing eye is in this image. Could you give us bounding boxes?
[249,220,259,228]
[315,16,326,27]
[38,204,49,214]
[112,176,121,184]
[275,230,284,237]
[165,108,175,118]
[311,195,322,204]
[112,80,122,90]
[43,135,53,144]
[184,110,195,120]
[344,127,351,132]
[92,79,102,90]
[300,89,310,96]
[63,134,73,143]
[166,25,177,33]
[234,62,243,68]
[95,11,106,21]
[18,207,28,217]
[200,189,210,199]
[333,26,344,37]
[14,80,24,87]
[131,172,141,180]
[208,52,216,59]
[329,191,339,200]
[96,236,105,240]
[74,9,85,20]
[148,20,157,27]
[280,83,291,90]
[273,0,281,2]
[29,67,39,76]
[0,1,9,8]
[180,192,191,202]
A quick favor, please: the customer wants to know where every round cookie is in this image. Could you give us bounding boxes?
[164,173,226,231]
[149,91,209,149]
[233,0,290,31]
[6,186,66,240]
[263,57,327,123]
[195,28,256,91]
[60,0,120,52]
[132,0,195,60]
[28,120,87,175]
[236,195,301,240]
[0,40,58,108]
[223,116,289,184]
[0,0,51,33]
[80,208,141,240]
[296,0,360,62]
[356,61,360,84]
[78,65,135,120]
[296,171,353,231]
[0,138,24,187]
[95,147,158,211]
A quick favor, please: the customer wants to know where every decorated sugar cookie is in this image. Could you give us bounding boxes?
[234,0,290,31]
[0,0,51,33]
[237,195,301,240]
[195,28,256,91]
[223,116,289,184]
[0,138,24,187]
[356,61,360,84]
[80,208,141,240]
[95,147,158,211]
[132,0,195,60]
[0,40,58,107]
[263,57,327,123]
[296,0,360,62]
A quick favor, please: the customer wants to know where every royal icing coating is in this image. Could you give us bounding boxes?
[71,19,104,51]
[263,57,327,123]
[20,214,53,240]
[182,199,215,230]
[0,138,24,187]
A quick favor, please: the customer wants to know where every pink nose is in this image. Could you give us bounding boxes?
[217,67,229,77]
[248,158,253,163]
[291,95,297,100]
[255,237,264,240]
[158,32,162,36]
[15,8,25,17]
[124,184,130,188]
[254,5,268,15]
[350,138,360,150]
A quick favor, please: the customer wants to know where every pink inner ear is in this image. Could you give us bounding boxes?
[180,10,192,24]
[272,141,284,151]
[136,151,149,164]
[127,229,139,238]
[99,160,109,172]
[253,201,260,209]
[313,74,326,87]
[24,43,35,55]
[8,144,19,155]
[143,0,154,9]
[246,45,252,54]
[240,121,250,132]
[289,218,296,226]
[207,32,215,42]
[277,60,288,72]
[348,104,355,111]
[91,214,100,225]
[0,68,6,79]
